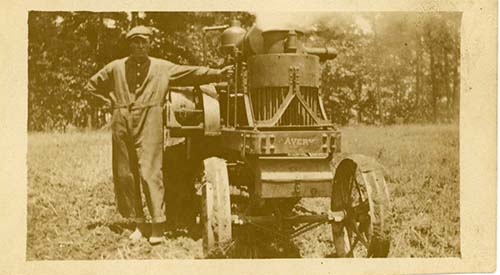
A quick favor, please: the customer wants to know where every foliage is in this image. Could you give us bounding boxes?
[28,12,460,131]
[310,12,460,125]
[28,11,254,131]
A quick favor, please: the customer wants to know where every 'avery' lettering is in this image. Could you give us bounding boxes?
[284,137,317,146]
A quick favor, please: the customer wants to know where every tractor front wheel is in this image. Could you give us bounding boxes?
[330,157,392,257]
[197,157,233,258]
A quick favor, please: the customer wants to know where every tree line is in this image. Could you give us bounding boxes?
[28,11,460,131]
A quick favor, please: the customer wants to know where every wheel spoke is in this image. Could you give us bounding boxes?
[352,222,369,249]
[343,217,373,256]
[358,234,369,249]
[290,222,324,238]
[347,237,359,256]
[222,240,236,255]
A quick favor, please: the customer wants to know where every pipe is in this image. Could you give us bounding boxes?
[202,24,229,66]
[304,46,338,61]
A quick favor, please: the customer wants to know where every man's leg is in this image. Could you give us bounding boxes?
[111,114,145,240]
[137,139,166,244]
[127,143,145,241]
[135,109,167,244]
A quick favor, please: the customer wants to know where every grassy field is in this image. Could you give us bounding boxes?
[27,124,459,260]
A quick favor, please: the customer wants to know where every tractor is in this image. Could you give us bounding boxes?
[163,19,392,258]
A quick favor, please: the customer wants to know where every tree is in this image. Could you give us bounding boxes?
[28,11,461,131]
[28,11,254,131]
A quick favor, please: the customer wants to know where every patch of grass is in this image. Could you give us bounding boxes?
[27,131,202,260]
[342,124,460,257]
[27,124,459,259]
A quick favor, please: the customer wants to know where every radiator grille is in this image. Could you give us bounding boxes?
[249,87,322,126]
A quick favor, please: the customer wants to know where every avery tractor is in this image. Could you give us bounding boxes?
[164,20,392,258]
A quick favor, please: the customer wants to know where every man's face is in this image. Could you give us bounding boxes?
[129,37,151,58]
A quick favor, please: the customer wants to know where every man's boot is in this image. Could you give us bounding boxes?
[149,223,164,245]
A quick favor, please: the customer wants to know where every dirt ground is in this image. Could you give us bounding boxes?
[27,124,459,259]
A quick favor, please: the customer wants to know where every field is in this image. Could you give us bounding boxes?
[27,124,459,260]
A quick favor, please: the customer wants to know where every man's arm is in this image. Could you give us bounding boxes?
[168,63,230,86]
[85,63,113,104]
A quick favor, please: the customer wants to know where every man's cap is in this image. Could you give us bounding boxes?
[126,25,153,40]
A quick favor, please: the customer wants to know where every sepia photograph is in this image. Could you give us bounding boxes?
[26,11,463,261]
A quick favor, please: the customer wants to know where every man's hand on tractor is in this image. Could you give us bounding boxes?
[218,65,234,81]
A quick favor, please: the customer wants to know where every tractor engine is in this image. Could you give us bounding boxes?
[165,20,341,198]
[219,21,337,129]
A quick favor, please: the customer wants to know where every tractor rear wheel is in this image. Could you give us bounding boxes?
[197,157,233,258]
[331,157,392,257]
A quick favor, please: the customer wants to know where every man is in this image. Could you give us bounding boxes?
[85,25,231,244]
